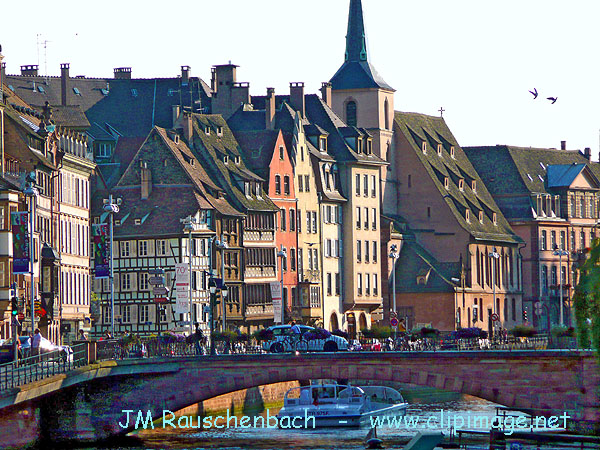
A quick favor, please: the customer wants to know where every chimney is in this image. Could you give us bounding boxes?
[266,87,275,130]
[20,65,39,76]
[182,112,193,142]
[320,82,332,108]
[60,63,70,106]
[561,140,566,150]
[181,66,190,86]
[113,67,132,80]
[584,147,591,161]
[140,161,152,200]
[172,105,181,127]
[289,82,305,118]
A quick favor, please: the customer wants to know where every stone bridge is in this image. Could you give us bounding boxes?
[0,351,598,448]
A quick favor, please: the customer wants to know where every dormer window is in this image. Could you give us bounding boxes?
[437,144,443,156]
[205,126,211,136]
[450,146,455,159]
[135,218,141,226]
[465,209,470,223]
[279,146,285,160]
[471,180,477,192]
[130,89,138,97]
[115,219,121,226]
[367,139,373,155]
[479,211,484,223]
[173,135,179,144]
[422,142,427,154]
[235,156,241,165]
[493,213,497,226]
[444,177,449,190]
[73,87,81,96]
[217,126,223,136]
[459,179,464,191]
[255,183,261,197]
[319,137,327,152]
[223,155,229,164]
[357,138,363,154]
[244,182,251,197]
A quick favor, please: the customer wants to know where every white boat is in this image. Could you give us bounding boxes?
[277,383,408,428]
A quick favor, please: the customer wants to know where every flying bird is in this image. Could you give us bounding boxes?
[529,88,538,99]
[547,97,558,104]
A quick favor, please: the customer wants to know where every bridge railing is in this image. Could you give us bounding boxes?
[0,343,88,391]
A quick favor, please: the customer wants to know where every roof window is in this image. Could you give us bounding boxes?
[538,174,544,182]
[73,87,81,96]
[205,126,211,136]
[422,142,427,154]
[479,211,484,223]
[465,209,470,223]
[101,88,109,96]
[493,213,497,226]
[37,85,45,93]
[527,173,533,182]
[134,218,141,225]
[459,179,464,191]
[444,177,449,190]
[540,162,546,170]
[235,156,241,165]
[131,89,138,97]
[217,126,223,136]
[223,155,229,164]
[437,144,443,156]
[115,219,121,226]
[471,180,477,192]
[8,85,14,92]
[450,146,455,159]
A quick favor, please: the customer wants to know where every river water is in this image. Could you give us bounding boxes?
[82,394,578,450]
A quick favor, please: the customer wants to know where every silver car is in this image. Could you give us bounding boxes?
[262,325,349,353]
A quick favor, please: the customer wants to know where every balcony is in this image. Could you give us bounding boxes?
[243,230,275,242]
[245,303,273,319]
[344,296,382,311]
[299,270,321,284]
[244,266,276,279]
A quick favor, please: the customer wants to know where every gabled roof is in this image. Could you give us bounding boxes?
[29,104,90,129]
[546,164,592,188]
[233,129,280,179]
[395,112,520,244]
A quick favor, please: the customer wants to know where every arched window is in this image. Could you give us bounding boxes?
[330,313,339,331]
[384,98,390,130]
[346,101,357,127]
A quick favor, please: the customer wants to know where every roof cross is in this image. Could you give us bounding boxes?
[439,107,445,118]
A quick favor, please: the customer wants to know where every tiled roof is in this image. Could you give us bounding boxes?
[464,145,597,220]
[188,114,278,213]
[233,129,280,179]
[31,104,90,129]
[395,112,520,244]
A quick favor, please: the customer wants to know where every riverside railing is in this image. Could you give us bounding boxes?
[0,343,88,391]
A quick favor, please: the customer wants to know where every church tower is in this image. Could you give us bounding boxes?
[329,0,395,211]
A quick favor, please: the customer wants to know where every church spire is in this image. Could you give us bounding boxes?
[345,0,368,62]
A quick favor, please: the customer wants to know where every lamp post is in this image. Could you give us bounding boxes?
[388,244,399,333]
[489,247,500,337]
[208,277,216,355]
[553,245,569,326]
[277,246,286,324]
[24,172,38,335]
[102,195,120,338]
[215,235,228,330]
[181,216,196,335]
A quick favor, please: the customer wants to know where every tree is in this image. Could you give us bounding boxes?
[574,240,600,356]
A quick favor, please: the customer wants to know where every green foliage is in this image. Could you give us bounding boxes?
[361,325,392,339]
[510,325,537,338]
[211,330,237,342]
[550,326,575,338]
[575,237,600,356]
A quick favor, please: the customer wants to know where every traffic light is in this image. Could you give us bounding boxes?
[523,309,528,322]
[9,282,16,299]
[11,297,18,315]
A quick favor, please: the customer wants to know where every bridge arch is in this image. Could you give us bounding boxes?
[0,351,598,447]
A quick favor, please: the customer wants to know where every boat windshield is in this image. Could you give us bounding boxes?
[285,385,340,405]
[360,386,405,403]
[337,386,365,398]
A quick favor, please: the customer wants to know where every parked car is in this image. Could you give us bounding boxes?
[262,325,349,353]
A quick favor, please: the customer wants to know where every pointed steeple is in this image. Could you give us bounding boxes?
[345,0,368,62]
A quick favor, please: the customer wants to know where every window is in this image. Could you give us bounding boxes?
[244,182,251,197]
[357,240,362,262]
[279,146,285,160]
[571,230,576,251]
[363,175,369,196]
[325,239,332,257]
[373,274,378,295]
[281,209,286,231]
[319,137,327,152]
[335,273,340,295]
[357,273,362,295]
[346,101,357,127]
[541,265,548,293]
[356,207,361,229]
[465,209,470,222]
[306,211,311,233]
[275,175,281,195]
[355,174,360,196]
[422,142,427,154]
[364,207,369,229]
[365,241,370,263]
[472,180,477,192]
[540,231,547,250]
[298,175,304,192]
[284,176,290,195]
[459,179,464,191]
[290,210,296,231]
[570,196,576,217]
[551,266,558,286]
[312,248,319,271]
[371,175,376,197]
[157,239,168,256]
[290,248,296,271]
[139,240,148,256]
[120,241,130,258]
[550,231,556,250]
[334,240,340,258]
[580,197,586,218]
[560,231,566,250]
[121,273,131,291]
[327,273,332,296]
[139,272,149,291]
[122,305,131,323]
[282,247,288,271]
[493,213,497,225]
[365,272,370,295]
[304,175,310,192]
[373,241,378,263]
[297,209,302,232]
[444,177,449,190]
[73,87,81,96]
[479,211,484,223]
[139,304,149,323]
[372,208,377,230]
[580,230,586,249]
[103,306,111,324]
[437,144,443,156]
[311,211,317,233]
[450,146,455,158]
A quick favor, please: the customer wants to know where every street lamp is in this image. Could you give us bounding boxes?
[277,246,287,324]
[209,277,217,355]
[24,172,38,335]
[102,194,120,338]
[181,216,197,335]
[553,244,569,326]
[388,244,399,332]
[215,236,228,330]
[489,247,500,337]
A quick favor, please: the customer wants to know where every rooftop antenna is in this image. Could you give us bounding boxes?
[42,39,51,81]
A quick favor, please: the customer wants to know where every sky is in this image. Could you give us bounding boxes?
[2,0,600,159]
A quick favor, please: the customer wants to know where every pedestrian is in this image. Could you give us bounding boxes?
[103,330,113,340]
[78,329,88,341]
[194,323,204,355]
[32,328,42,360]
